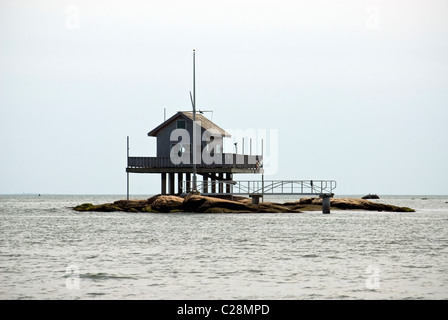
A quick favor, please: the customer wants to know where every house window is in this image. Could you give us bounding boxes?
[177,120,186,129]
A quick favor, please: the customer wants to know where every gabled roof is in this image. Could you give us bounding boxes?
[147,111,231,137]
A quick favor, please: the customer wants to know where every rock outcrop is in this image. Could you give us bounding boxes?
[289,197,414,212]
[72,194,415,213]
[362,194,380,199]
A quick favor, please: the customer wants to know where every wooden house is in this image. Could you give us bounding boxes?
[126,111,263,195]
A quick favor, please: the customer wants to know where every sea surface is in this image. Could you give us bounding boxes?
[0,194,447,300]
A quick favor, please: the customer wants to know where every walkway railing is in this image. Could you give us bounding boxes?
[182,179,336,196]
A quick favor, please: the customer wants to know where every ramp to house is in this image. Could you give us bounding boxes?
[185,179,334,196]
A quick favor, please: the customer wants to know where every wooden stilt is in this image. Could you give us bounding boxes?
[186,173,191,193]
[218,173,224,194]
[225,173,232,194]
[169,173,175,195]
[161,173,167,195]
[211,174,216,193]
[203,175,208,194]
[177,173,183,194]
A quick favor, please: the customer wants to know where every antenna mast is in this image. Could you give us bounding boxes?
[192,49,197,192]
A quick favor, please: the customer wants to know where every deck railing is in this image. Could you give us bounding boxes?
[127,153,261,169]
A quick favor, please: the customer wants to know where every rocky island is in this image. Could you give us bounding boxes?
[72,194,415,213]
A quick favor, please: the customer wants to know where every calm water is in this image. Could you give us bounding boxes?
[0,194,447,300]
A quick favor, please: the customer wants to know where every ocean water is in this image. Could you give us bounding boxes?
[0,194,447,300]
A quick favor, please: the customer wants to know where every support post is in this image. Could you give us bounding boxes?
[225,173,232,194]
[261,138,264,202]
[127,171,129,203]
[320,193,334,214]
[161,173,167,195]
[169,173,175,195]
[186,173,191,193]
[126,136,129,203]
[250,194,261,204]
[211,174,216,194]
[177,173,183,195]
[203,175,208,194]
[218,173,224,194]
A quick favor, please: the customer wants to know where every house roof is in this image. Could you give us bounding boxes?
[147,111,231,137]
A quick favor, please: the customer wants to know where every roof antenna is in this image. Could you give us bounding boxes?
[193,49,196,122]
[164,107,166,121]
[191,49,197,192]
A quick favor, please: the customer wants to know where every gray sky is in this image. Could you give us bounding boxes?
[1,0,447,195]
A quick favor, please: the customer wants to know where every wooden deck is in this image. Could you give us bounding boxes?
[126,154,263,174]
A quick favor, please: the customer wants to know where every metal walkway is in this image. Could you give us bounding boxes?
[182,179,336,197]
